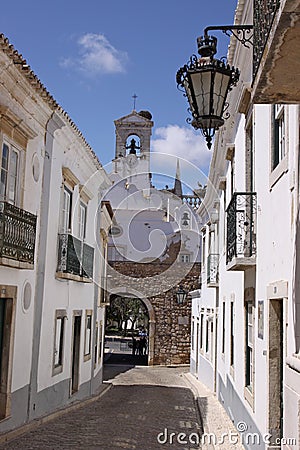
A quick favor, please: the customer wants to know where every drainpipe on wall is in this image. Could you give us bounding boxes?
[214,287,219,393]
[90,190,103,395]
[295,104,300,353]
[27,111,65,421]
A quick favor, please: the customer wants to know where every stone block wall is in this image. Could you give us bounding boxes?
[107,261,200,365]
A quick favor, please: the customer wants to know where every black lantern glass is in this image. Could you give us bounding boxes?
[176,285,187,305]
[176,35,240,149]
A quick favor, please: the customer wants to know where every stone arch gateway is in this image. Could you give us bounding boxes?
[107,262,200,365]
[108,287,156,365]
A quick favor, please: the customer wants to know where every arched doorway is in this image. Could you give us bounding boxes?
[104,289,155,366]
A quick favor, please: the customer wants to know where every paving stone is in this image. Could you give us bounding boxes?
[0,366,245,450]
[0,366,202,450]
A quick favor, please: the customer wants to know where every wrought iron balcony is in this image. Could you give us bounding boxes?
[207,254,219,286]
[0,201,37,268]
[253,0,280,78]
[57,233,94,281]
[253,0,300,103]
[226,193,257,270]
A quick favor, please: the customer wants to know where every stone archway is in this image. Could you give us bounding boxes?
[108,287,156,365]
[107,262,200,365]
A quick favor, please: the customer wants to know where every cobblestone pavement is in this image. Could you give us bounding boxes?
[0,366,203,450]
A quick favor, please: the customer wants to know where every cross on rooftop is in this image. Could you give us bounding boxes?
[132,93,137,110]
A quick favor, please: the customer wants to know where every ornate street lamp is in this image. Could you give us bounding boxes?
[176,25,253,149]
[176,285,187,305]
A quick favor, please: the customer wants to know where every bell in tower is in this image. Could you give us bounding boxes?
[114,110,153,160]
[112,109,154,191]
[126,136,140,155]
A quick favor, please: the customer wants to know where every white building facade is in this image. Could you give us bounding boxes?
[190,1,300,449]
[0,34,112,432]
[105,109,201,267]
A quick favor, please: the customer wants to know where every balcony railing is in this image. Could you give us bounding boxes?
[207,253,220,286]
[0,201,37,266]
[182,195,201,210]
[226,193,257,267]
[253,0,280,78]
[57,233,94,280]
[207,254,219,286]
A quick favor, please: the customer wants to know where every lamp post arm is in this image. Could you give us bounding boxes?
[204,25,253,48]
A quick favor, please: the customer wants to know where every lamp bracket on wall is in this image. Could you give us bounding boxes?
[204,25,253,48]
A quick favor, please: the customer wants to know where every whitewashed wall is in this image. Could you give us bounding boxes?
[191,0,300,446]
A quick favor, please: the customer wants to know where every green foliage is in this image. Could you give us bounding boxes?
[106,297,148,335]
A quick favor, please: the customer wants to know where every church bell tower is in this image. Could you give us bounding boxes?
[112,109,154,190]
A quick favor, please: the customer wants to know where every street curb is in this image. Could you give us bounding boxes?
[0,383,112,445]
[183,373,215,450]
[183,373,245,450]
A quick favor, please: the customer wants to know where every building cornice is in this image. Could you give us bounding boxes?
[0,33,103,171]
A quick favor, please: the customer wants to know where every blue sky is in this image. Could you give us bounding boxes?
[1,0,238,190]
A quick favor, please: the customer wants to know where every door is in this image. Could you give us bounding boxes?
[0,298,13,418]
[268,299,283,446]
[0,300,6,372]
[71,315,81,394]
[195,321,199,376]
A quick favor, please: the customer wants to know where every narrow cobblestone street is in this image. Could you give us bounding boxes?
[0,365,202,450]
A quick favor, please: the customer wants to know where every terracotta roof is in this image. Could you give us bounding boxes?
[0,33,103,170]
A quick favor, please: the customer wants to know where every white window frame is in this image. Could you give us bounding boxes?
[246,301,254,391]
[53,310,66,375]
[191,319,195,351]
[274,104,285,167]
[61,185,72,234]
[230,301,234,369]
[205,318,209,355]
[270,104,288,188]
[202,232,206,273]
[200,313,204,352]
[94,321,98,367]
[0,141,20,206]
[222,301,226,355]
[79,202,87,240]
[230,154,235,197]
[245,114,255,192]
[84,311,92,360]
[209,320,214,362]
[98,321,103,361]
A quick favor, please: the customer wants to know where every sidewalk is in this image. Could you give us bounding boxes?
[183,373,245,450]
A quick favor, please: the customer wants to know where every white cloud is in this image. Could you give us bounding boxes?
[150,125,211,194]
[60,33,128,76]
[152,125,211,169]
